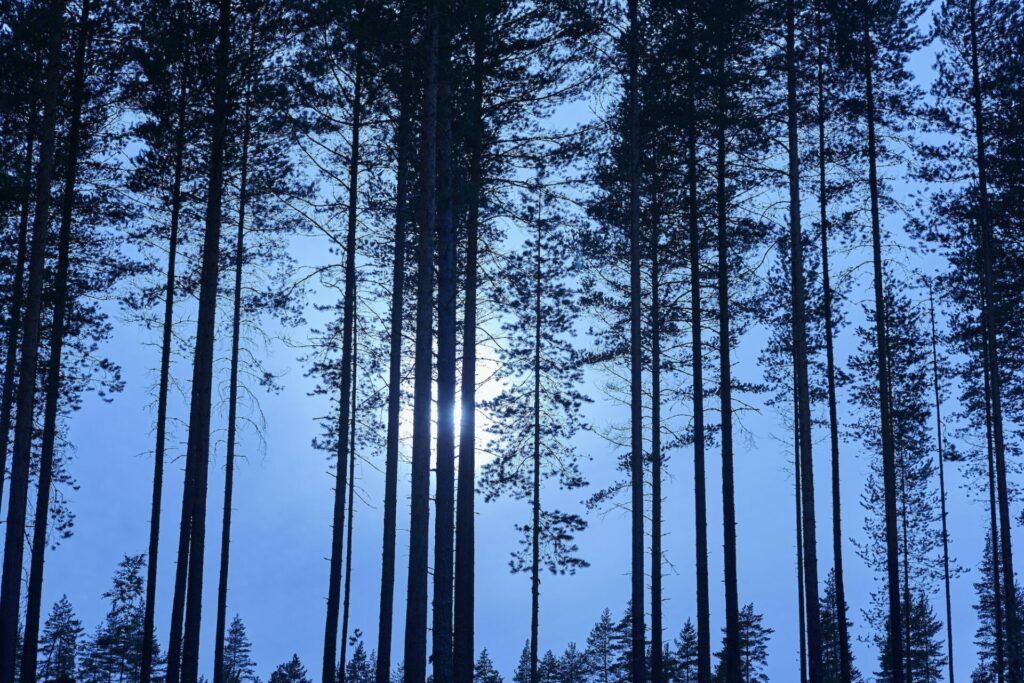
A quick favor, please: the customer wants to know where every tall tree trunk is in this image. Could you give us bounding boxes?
[862,10,903,679]
[403,1,438,679]
[213,96,251,683]
[785,2,824,679]
[0,124,34,515]
[0,2,66,678]
[650,205,663,683]
[984,358,1005,683]
[715,47,741,683]
[814,5,851,677]
[340,319,359,682]
[178,0,233,677]
[375,12,412,680]
[926,285,955,683]
[967,0,1019,675]
[323,52,361,683]
[530,222,542,683]
[686,6,711,678]
[626,2,646,679]
[432,0,455,676]
[141,65,188,683]
[19,1,91,678]
[796,390,808,683]
[454,8,485,676]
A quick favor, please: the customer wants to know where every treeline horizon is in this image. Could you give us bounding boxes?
[0,0,1022,682]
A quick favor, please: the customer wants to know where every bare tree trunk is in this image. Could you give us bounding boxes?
[0,2,66,678]
[141,68,189,683]
[862,10,903,678]
[530,223,542,683]
[715,50,741,683]
[403,1,438,678]
[432,0,455,675]
[19,1,91,678]
[985,359,1005,683]
[785,2,824,679]
[0,124,34,516]
[795,390,808,683]
[454,8,486,676]
[966,0,1019,674]
[375,12,412,680]
[340,319,358,682]
[626,2,646,679]
[178,0,233,677]
[213,95,251,683]
[686,5,711,677]
[324,50,362,683]
[650,204,663,683]
[814,4,851,676]
[926,285,955,683]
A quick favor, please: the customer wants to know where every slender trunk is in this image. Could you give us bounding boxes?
[796,389,808,683]
[862,12,903,679]
[785,2,824,679]
[19,1,91,678]
[686,6,711,678]
[340,319,359,682]
[715,50,741,683]
[0,125,34,515]
[967,0,1019,675]
[530,223,542,683]
[815,6,851,678]
[142,72,189,683]
[0,2,66,677]
[324,53,361,683]
[985,360,1005,683]
[375,14,412,681]
[402,1,438,678]
[167,401,195,683]
[899,453,912,683]
[178,0,233,677]
[626,2,646,679]
[432,0,455,676]
[926,286,955,683]
[454,11,485,678]
[651,209,663,683]
[213,96,251,683]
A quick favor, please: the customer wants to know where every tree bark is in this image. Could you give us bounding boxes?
[178,0,233,677]
[685,5,711,678]
[19,1,91,678]
[375,9,412,679]
[796,393,807,683]
[926,285,955,683]
[432,0,456,675]
[213,94,251,683]
[323,49,361,683]
[340,319,358,682]
[785,2,824,678]
[626,2,646,679]
[650,204,663,683]
[530,220,542,683]
[454,8,485,677]
[715,45,741,683]
[814,4,851,676]
[142,67,188,683]
[402,1,438,679]
[862,10,903,679]
[984,360,1005,683]
[0,124,34,517]
[967,0,1019,675]
[0,2,66,678]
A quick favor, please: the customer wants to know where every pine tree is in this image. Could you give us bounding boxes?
[559,643,587,683]
[343,634,375,683]
[675,620,700,683]
[222,616,256,683]
[584,610,618,683]
[269,656,311,683]
[473,650,502,683]
[819,571,860,683]
[712,605,772,683]
[38,596,82,682]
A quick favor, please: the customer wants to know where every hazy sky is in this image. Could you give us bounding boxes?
[39,12,1010,683]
